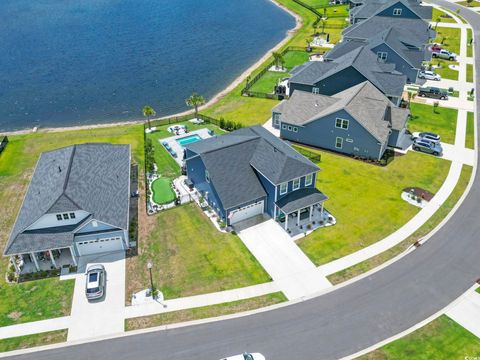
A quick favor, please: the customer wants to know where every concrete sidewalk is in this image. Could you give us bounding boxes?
[0,317,70,340]
[446,289,480,338]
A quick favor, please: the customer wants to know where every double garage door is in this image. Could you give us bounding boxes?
[229,201,264,225]
[75,236,124,256]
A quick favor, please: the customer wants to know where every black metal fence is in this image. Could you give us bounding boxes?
[0,136,8,155]
[293,145,322,163]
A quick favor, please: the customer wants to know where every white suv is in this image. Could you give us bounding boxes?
[418,70,441,81]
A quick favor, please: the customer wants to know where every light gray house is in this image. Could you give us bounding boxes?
[272,81,410,160]
[4,143,131,274]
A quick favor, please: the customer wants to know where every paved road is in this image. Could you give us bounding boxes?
[7,2,480,360]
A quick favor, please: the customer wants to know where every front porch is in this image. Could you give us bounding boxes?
[10,247,78,274]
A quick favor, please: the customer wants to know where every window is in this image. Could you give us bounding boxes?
[273,113,280,126]
[293,178,300,191]
[282,124,288,130]
[56,214,62,221]
[393,8,402,15]
[305,174,313,186]
[335,137,343,149]
[377,51,388,61]
[335,118,349,130]
[293,127,298,132]
[70,212,76,219]
[280,182,288,195]
[287,125,292,131]
[312,87,320,94]
[63,213,69,220]
[346,138,354,143]
[205,170,210,183]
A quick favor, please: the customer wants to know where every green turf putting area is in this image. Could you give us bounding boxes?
[151,177,176,204]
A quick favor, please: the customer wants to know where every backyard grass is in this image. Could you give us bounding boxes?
[328,165,472,284]
[408,103,458,144]
[125,292,287,331]
[249,71,289,94]
[151,178,176,204]
[296,148,450,266]
[359,315,480,360]
[0,329,67,353]
[125,203,271,301]
[432,7,456,23]
[283,50,310,70]
[434,27,461,54]
[467,63,474,83]
[467,28,473,57]
[466,112,475,149]
[0,125,144,326]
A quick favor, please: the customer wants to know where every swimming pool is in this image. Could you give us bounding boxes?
[176,134,202,146]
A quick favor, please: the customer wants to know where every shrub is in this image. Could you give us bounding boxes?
[219,117,225,130]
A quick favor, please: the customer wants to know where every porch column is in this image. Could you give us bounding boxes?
[309,205,313,221]
[297,209,301,226]
[285,211,288,230]
[69,247,77,266]
[48,250,57,268]
[30,252,40,271]
[321,202,324,215]
[10,256,20,273]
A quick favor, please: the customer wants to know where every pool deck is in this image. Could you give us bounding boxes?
[159,128,213,166]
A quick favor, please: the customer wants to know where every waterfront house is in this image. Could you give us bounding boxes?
[349,0,432,24]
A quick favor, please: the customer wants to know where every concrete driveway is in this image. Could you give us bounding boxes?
[67,251,125,341]
[238,219,331,300]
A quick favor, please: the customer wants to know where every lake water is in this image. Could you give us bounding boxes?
[0,0,294,131]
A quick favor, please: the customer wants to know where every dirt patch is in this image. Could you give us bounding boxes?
[7,311,23,321]
[402,187,434,201]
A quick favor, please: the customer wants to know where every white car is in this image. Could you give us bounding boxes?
[220,352,265,360]
[418,70,441,81]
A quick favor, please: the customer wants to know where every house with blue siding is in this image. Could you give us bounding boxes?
[4,144,131,274]
[272,81,410,160]
[288,46,407,106]
[184,126,328,230]
[349,0,432,24]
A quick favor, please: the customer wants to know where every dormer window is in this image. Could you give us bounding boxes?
[393,8,402,15]
[293,178,300,191]
[63,213,69,220]
[305,174,313,186]
[280,182,288,195]
[70,212,76,219]
[377,52,388,62]
[56,214,62,221]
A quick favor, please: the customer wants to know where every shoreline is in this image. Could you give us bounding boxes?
[0,0,302,137]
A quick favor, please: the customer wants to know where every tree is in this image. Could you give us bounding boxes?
[435,17,441,29]
[142,105,156,129]
[185,93,206,119]
[312,22,318,36]
[272,51,284,70]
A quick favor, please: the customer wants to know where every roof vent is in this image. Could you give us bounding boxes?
[274,147,278,152]
[58,166,62,173]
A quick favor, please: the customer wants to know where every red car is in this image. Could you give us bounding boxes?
[430,43,442,52]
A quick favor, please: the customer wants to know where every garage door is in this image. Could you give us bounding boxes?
[75,236,124,256]
[229,201,264,225]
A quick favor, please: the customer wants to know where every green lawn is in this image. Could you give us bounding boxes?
[408,103,458,145]
[297,148,450,266]
[328,165,472,284]
[434,27,461,54]
[302,0,330,8]
[126,203,271,300]
[250,71,289,94]
[432,7,457,23]
[283,50,310,70]
[0,125,144,326]
[426,59,459,81]
[0,330,67,353]
[458,0,480,6]
[466,112,475,149]
[467,63,474,83]
[125,292,286,331]
[360,316,480,360]
[467,28,473,57]
[151,178,175,204]
[477,287,480,294]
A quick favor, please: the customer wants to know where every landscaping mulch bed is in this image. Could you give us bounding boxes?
[402,187,434,201]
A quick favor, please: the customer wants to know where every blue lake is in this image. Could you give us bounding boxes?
[0,0,294,131]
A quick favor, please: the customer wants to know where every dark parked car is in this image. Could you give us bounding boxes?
[418,87,448,100]
[413,139,443,156]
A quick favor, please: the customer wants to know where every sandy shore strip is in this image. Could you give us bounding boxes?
[1,0,302,137]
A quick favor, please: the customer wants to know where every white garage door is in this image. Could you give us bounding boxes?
[229,201,264,225]
[75,236,124,256]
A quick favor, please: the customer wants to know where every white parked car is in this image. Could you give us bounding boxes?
[418,70,441,81]
[220,352,265,360]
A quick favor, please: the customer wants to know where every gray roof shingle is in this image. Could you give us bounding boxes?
[4,143,130,255]
[351,0,432,21]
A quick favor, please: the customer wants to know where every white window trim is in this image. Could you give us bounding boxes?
[335,137,343,149]
[393,8,402,15]
[377,51,388,61]
[293,126,298,133]
[312,87,320,94]
[305,174,313,186]
[282,124,288,130]
[273,113,280,125]
[279,182,288,195]
[292,178,300,191]
[335,118,349,130]
[346,138,354,143]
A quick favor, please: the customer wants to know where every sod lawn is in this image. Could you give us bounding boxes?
[360,315,480,360]
[0,125,144,325]
[408,103,458,145]
[151,177,175,204]
[249,71,289,94]
[467,28,473,57]
[458,0,480,6]
[0,330,67,353]
[434,27,461,54]
[125,292,287,331]
[296,148,450,266]
[432,7,456,23]
[126,203,271,301]
[427,59,460,81]
[467,63,474,83]
[467,112,476,149]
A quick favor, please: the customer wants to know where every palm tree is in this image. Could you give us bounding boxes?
[185,93,206,119]
[272,51,285,70]
[435,17,441,30]
[142,105,155,129]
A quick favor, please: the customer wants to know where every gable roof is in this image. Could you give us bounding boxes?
[4,143,130,255]
[350,0,432,21]
[277,81,410,143]
[186,126,319,209]
[289,46,406,98]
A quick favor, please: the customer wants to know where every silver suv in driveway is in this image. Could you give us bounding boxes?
[413,139,443,156]
[85,264,106,300]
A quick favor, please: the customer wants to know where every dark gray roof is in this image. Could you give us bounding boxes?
[289,46,406,98]
[186,126,319,209]
[277,81,410,143]
[4,144,130,255]
[276,188,328,214]
[351,0,432,21]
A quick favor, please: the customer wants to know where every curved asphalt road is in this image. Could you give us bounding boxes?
[7,2,480,359]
